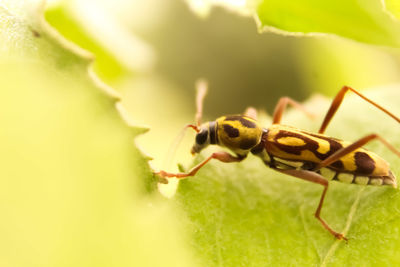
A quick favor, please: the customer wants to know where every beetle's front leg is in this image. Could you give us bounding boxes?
[156,151,245,180]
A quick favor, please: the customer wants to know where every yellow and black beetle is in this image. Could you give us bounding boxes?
[156,81,400,240]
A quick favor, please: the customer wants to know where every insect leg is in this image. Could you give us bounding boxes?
[243,106,258,120]
[314,133,400,172]
[275,168,347,240]
[319,86,400,134]
[156,151,245,179]
[272,97,315,124]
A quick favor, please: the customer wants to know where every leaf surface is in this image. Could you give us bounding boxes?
[0,1,195,266]
[175,86,400,266]
[255,0,400,46]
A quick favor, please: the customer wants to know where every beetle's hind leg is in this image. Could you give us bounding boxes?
[318,86,400,134]
[275,168,347,240]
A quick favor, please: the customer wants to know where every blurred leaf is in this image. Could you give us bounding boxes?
[5,0,400,266]
[185,0,400,46]
[297,37,400,96]
[0,1,195,266]
[45,0,155,84]
[174,86,400,266]
[44,4,127,82]
[383,0,400,21]
[255,0,400,47]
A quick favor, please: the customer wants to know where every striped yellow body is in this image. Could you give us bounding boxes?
[196,114,396,187]
[265,124,389,176]
[177,87,400,241]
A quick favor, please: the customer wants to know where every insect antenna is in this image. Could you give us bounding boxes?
[161,79,208,179]
[161,124,198,174]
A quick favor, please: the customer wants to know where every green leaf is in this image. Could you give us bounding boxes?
[383,0,400,21]
[6,1,400,266]
[186,0,400,46]
[44,3,127,82]
[0,1,195,266]
[174,86,400,266]
[44,0,155,84]
[255,0,400,47]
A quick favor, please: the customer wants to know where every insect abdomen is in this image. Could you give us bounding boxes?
[270,156,397,188]
[265,124,391,177]
[318,167,397,187]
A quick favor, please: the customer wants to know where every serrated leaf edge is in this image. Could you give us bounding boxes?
[40,0,154,170]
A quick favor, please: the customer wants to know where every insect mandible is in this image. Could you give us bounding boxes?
[155,81,400,240]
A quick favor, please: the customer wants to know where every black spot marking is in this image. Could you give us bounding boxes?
[251,130,268,154]
[251,142,264,154]
[307,133,344,157]
[239,138,258,150]
[302,161,316,170]
[331,160,344,169]
[355,152,375,175]
[196,130,208,145]
[225,115,256,128]
[237,154,247,160]
[223,124,239,138]
[209,121,218,144]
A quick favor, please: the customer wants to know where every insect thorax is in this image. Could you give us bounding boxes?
[215,115,263,155]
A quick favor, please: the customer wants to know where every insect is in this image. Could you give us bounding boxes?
[155,81,400,240]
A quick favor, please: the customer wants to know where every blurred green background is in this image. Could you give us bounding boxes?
[45,0,400,169]
[2,0,400,266]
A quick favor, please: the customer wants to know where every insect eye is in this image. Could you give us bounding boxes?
[196,129,208,145]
